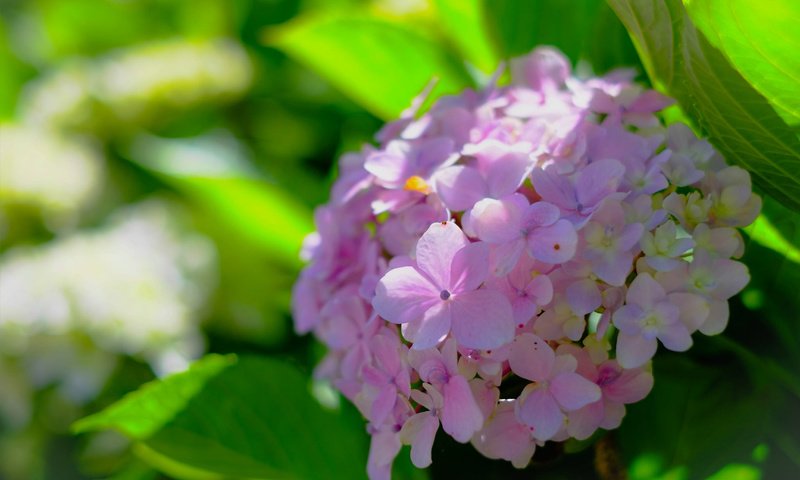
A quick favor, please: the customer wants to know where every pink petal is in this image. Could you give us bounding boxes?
[404,301,452,350]
[550,372,602,411]
[450,289,514,350]
[469,196,525,243]
[612,304,644,334]
[450,242,490,293]
[485,152,532,197]
[516,385,564,441]
[566,279,602,316]
[523,201,561,227]
[567,401,604,440]
[368,430,402,480]
[373,266,438,324]
[508,333,554,382]
[604,366,654,404]
[400,412,439,468]
[527,219,577,264]
[699,299,729,335]
[575,159,625,208]
[415,221,470,290]
[370,387,398,425]
[442,376,484,442]
[433,165,488,211]
[531,167,576,211]
[616,332,657,368]
[657,322,693,352]
[472,402,536,468]
[489,239,526,277]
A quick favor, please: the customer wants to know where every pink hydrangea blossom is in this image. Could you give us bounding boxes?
[292,46,758,478]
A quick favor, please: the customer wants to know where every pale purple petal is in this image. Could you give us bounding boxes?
[508,333,554,382]
[575,159,625,209]
[450,289,514,350]
[604,366,654,404]
[400,412,439,468]
[450,242,490,293]
[368,431,402,480]
[433,165,488,211]
[566,279,602,316]
[626,273,666,309]
[415,221,469,289]
[370,387,398,425]
[612,304,644,334]
[531,167,576,210]
[486,152,533,197]
[550,372,602,411]
[405,301,452,350]
[567,401,604,440]
[668,292,709,331]
[699,299,729,335]
[527,219,577,264]
[523,201,561,227]
[442,376,484,442]
[616,332,657,368]
[658,323,693,352]
[516,385,564,441]
[469,196,525,243]
[373,267,438,324]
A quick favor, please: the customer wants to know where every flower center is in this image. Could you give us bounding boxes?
[440,289,451,300]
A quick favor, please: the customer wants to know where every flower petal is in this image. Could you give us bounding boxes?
[450,289,514,350]
[550,372,602,411]
[404,301,452,350]
[527,219,577,264]
[433,165,488,211]
[616,332,657,368]
[415,221,470,290]
[508,333,554,382]
[373,266,438,324]
[400,412,439,468]
[442,376,484,443]
[516,385,564,441]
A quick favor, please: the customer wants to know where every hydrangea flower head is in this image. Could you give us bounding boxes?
[292,47,759,479]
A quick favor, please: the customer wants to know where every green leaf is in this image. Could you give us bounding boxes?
[75,355,369,480]
[129,133,312,267]
[265,14,473,120]
[432,0,498,73]
[606,0,800,212]
[683,0,800,126]
[481,0,640,72]
[619,355,770,479]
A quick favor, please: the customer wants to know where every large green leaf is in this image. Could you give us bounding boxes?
[432,0,498,73]
[619,355,773,479]
[481,0,640,72]
[266,14,473,120]
[75,354,369,480]
[607,0,800,212]
[683,0,800,126]
[129,133,312,267]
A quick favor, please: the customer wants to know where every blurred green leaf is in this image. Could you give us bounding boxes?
[266,14,473,120]
[75,354,369,480]
[683,0,800,126]
[432,0,498,73]
[607,0,800,212]
[481,0,639,72]
[619,355,771,479]
[129,133,312,267]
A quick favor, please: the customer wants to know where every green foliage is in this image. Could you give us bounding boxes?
[481,0,640,72]
[75,355,369,480]
[683,0,800,127]
[268,14,474,120]
[606,0,800,212]
[129,133,312,266]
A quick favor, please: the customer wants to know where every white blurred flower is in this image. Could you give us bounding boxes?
[18,38,253,129]
[0,199,217,405]
[0,124,104,221]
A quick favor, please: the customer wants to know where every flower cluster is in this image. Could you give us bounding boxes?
[292,47,759,479]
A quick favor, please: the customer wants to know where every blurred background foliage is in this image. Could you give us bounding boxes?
[0,0,798,479]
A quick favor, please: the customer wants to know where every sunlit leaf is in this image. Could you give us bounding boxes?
[129,133,312,267]
[481,0,639,72]
[265,14,473,120]
[432,0,498,73]
[75,355,369,480]
[607,0,800,212]
[683,0,800,126]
